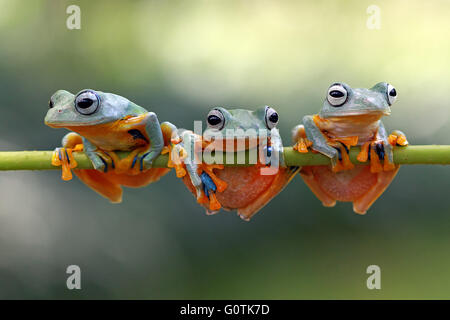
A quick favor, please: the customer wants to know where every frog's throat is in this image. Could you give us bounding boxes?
[203,137,269,152]
[45,118,112,128]
[319,109,390,119]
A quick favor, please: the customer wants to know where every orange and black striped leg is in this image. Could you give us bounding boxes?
[331,143,354,173]
[369,142,385,173]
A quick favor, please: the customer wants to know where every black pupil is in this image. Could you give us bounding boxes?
[77,98,94,109]
[208,115,222,126]
[268,112,278,123]
[49,100,54,108]
[389,88,397,97]
[329,90,345,98]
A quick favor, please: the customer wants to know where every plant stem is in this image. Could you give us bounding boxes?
[0,145,448,171]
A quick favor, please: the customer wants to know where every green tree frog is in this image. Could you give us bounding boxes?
[178,106,300,221]
[292,82,408,214]
[45,89,181,203]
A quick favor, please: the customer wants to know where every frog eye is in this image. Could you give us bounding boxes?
[387,84,397,105]
[207,109,225,130]
[265,106,279,129]
[75,90,100,115]
[327,84,348,107]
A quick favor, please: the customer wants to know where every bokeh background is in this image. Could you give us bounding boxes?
[0,0,449,299]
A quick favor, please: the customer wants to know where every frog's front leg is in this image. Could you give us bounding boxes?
[177,131,226,213]
[82,138,113,172]
[138,112,165,170]
[302,115,340,169]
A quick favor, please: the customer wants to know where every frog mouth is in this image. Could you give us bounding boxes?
[203,137,266,152]
[323,109,391,118]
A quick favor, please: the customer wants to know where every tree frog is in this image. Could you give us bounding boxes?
[292,82,408,214]
[45,89,181,203]
[178,106,300,221]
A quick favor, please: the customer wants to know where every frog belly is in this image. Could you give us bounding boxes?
[302,165,377,201]
[300,164,399,213]
[74,167,170,203]
[214,166,278,208]
[182,165,298,219]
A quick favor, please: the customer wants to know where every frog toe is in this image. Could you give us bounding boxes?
[52,147,79,181]
[238,214,251,222]
[205,209,220,216]
[293,138,312,153]
[388,130,409,146]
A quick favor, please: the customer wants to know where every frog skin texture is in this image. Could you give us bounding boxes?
[179,106,299,221]
[45,89,180,203]
[292,82,408,214]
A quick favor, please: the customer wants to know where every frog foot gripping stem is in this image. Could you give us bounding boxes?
[292,125,313,153]
[328,136,359,173]
[196,163,228,213]
[161,139,187,178]
[388,130,409,147]
[356,132,408,174]
[51,132,84,180]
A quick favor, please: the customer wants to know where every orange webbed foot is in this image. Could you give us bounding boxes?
[357,142,371,163]
[331,144,354,173]
[208,192,221,211]
[199,163,228,193]
[388,131,409,146]
[162,143,187,178]
[293,138,312,153]
[52,146,82,181]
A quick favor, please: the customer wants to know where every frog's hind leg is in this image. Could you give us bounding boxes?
[299,166,337,208]
[73,170,123,203]
[352,166,400,214]
[237,166,300,221]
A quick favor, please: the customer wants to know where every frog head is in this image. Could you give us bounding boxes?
[203,106,279,151]
[319,82,397,119]
[45,89,146,128]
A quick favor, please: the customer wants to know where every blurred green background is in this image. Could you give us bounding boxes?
[0,0,449,299]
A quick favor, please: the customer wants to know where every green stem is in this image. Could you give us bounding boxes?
[0,145,448,171]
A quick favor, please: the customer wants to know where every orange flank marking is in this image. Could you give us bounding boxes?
[369,147,383,173]
[334,136,359,148]
[339,144,355,171]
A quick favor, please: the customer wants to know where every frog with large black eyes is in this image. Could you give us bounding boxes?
[178,106,299,221]
[292,82,408,214]
[45,89,182,203]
